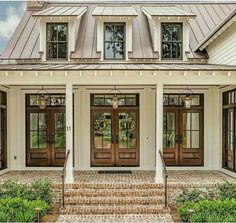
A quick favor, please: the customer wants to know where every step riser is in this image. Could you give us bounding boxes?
[60,208,169,215]
[65,199,164,205]
[65,191,165,197]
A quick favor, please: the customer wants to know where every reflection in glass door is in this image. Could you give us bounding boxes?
[91,109,139,167]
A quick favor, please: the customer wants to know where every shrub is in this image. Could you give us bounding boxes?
[175,181,236,205]
[216,181,236,200]
[0,197,49,222]
[178,199,236,222]
[0,178,52,204]
[174,188,207,205]
[0,211,9,222]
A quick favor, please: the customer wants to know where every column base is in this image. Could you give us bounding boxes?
[155,176,164,184]
[65,177,74,184]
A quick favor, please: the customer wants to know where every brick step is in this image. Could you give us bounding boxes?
[60,205,169,215]
[64,196,164,205]
[64,189,165,197]
[60,183,163,190]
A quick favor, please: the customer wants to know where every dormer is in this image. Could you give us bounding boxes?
[92,6,138,61]
[33,6,87,61]
[142,6,196,61]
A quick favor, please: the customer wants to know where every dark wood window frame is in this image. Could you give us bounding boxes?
[222,89,236,173]
[46,23,68,60]
[104,22,126,60]
[161,23,183,60]
[0,91,7,171]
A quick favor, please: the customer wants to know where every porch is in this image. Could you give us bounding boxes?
[1,170,236,186]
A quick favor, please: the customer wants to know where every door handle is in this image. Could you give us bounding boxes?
[179,134,183,144]
[111,135,116,144]
[175,134,183,144]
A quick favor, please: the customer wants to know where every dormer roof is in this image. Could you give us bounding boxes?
[92,6,138,17]
[32,6,87,18]
[141,6,196,19]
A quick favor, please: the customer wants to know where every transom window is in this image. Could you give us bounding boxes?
[46,23,68,60]
[104,23,125,60]
[163,94,203,107]
[161,23,183,60]
[91,94,139,107]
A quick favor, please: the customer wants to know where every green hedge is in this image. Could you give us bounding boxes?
[0,198,49,222]
[0,179,52,204]
[179,199,236,222]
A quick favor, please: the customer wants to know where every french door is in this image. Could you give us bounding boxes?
[26,108,66,167]
[223,108,236,171]
[91,108,139,167]
[163,108,204,166]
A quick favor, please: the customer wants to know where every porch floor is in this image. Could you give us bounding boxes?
[0,170,236,186]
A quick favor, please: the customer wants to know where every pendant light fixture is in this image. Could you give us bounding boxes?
[111,86,121,109]
[37,86,48,109]
[183,86,194,109]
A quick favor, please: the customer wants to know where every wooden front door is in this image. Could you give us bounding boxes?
[91,108,139,167]
[26,108,66,167]
[163,108,203,166]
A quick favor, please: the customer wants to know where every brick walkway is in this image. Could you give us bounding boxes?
[0,170,235,186]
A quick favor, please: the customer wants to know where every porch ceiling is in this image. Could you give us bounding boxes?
[0,63,236,71]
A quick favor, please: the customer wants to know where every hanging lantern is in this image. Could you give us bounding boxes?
[111,86,121,109]
[183,86,194,109]
[37,86,48,109]
[112,94,119,109]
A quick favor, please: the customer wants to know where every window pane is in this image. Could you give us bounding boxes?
[38,131,47,148]
[162,24,172,41]
[30,113,38,131]
[55,132,66,148]
[58,43,67,58]
[47,24,57,41]
[192,113,200,130]
[114,25,125,41]
[48,43,57,59]
[183,131,191,148]
[105,24,114,41]
[30,132,38,149]
[172,42,181,59]
[114,42,124,59]
[39,113,47,130]
[168,95,179,106]
[167,113,175,130]
[192,131,199,148]
[162,42,171,58]
[94,96,105,106]
[166,131,175,148]
[57,24,67,41]
[119,112,136,149]
[105,42,114,59]
[183,113,191,130]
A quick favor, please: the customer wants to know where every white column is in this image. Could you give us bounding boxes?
[65,83,74,183]
[155,83,164,183]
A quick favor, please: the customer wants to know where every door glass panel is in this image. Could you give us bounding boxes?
[119,112,136,149]
[192,131,199,148]
[183,131,191,148]
[192,113,200,130]
[93,112,112,149]
[183,113,191,130]
[227,110,234,151]
[163,112,176,148]
[55,113,66,149]
[29,113,47,149]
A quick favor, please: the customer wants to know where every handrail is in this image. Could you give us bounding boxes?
[159,149,168,208]
[61,149,70,208]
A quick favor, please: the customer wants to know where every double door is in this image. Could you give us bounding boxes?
[91,108,139,167]
[163,108,203,166]
[26,108,66,167]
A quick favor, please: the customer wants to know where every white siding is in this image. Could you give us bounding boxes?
[207,22,236,65]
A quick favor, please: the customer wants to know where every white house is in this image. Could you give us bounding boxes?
[0,0,236,184]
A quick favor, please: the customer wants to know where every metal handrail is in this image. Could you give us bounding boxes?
[61,150,70,208]
[159,149,168,208]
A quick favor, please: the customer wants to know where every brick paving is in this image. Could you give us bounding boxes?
[0,170,235,186]
[56,214,173,223]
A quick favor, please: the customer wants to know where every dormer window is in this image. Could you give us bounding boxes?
[161,23,182,60]
[104,23,125,60]
[46,23,68,60]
